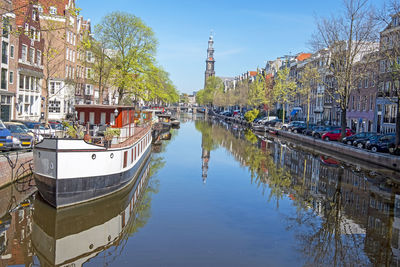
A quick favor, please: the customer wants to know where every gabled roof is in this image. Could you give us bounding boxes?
[14,0,36,27]
[296,53,312,62]
[38,0,70,17]
[249,71,258,77]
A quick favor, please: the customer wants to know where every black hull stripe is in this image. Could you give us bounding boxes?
[35,145,151,208]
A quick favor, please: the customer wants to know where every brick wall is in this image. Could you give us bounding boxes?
[0,152,33,188]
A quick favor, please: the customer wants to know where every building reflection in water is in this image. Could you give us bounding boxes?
[0,175,36,266]
[32,155,152,266]
[196,118,400,266]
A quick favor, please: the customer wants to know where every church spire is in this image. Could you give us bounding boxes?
[204,32,215,88]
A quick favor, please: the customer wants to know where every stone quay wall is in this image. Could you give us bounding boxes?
[0,152,33,188]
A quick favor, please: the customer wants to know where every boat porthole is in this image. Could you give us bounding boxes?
[92,154,96,160]
[108,235,111,241]
[110,153,114,159]
[89,244,94,249]
[50,162,54,170]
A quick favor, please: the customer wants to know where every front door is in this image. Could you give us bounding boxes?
[0,105,10,122]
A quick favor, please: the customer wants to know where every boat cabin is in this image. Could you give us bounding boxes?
[75,105,152,127]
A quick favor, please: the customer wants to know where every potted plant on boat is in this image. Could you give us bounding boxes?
[104,128,121,148]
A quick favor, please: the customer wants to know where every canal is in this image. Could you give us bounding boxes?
[1,114,400,266]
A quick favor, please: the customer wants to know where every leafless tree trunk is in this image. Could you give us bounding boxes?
[311,0,379,140]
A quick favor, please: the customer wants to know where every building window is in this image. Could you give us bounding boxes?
[49,6,57,15]
[2,17,9,37]
[370,95,373,110]
[29,47,35,63]
[21,45,27,62]
[24,23,29,35]
[384,104,397,124]
[1,68,7,89]
[1,41,8,64]
[37,50,41,65]
[10,45,14,58]
[25,76,30,90]
[9,71,13,84]
[86,68,92,79]
[32,9,38,20]
[50,82,55,94]
[86,51,93,62]
[380,60,386,73]
[49,100,61,113]
[19,74,24,89]
[85,84,93,95]
[38,5,43,13]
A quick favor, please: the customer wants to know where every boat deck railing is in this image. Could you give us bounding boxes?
[110,124,151,149]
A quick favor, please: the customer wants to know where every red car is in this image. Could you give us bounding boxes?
[322,128,354,141]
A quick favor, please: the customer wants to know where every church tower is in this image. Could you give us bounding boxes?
[204,33,215,87]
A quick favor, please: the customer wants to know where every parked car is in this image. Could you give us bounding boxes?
[17,121,55,138]
[322,128,354,141]
[312,126,340,139]
[357,134,383,150]
[365,134,395,153]
[0,119,13,151]
[282,121,305,131]
[290,123,315,134]
[342,132,377,148]
[4,122,34,149]
[302,125,320,136]
[265,119,282,127]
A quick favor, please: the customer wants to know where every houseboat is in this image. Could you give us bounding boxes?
[32,155,151,266]
[33,105,152,208]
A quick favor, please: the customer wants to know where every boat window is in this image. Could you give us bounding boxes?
[123,151,127,168]
[131,148,134,163]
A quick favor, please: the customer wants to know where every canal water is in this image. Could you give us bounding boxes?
[1,114,400,266]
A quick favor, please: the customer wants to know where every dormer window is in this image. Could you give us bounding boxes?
[50,6,57,15]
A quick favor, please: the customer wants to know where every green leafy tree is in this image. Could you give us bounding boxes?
[273,67,297,124]
[97,12,158,105]
[298,65,321,129]
[244,109,259,122]
[203,76,224,106]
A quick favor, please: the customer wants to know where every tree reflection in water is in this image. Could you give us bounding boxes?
[195,118,400,266]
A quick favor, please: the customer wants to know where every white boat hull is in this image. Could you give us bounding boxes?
[33,128,152,208]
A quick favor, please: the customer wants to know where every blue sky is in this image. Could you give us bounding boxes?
[78,0,385,94]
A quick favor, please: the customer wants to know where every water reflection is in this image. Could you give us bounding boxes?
[196,118,400,266]
[31,155,155,266]
[0,175,36,266]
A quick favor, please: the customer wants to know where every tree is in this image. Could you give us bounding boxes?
[97,12,157,105]
[38,0,81,126]
[236,79,250,110]
[202,76,224,106]
[248,73,275,119]
[82,34,113,105]
[298,64,321,129]
[311,0,378,139]
[273,67,297,124]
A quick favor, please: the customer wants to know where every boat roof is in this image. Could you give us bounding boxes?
[75,104,135,110]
